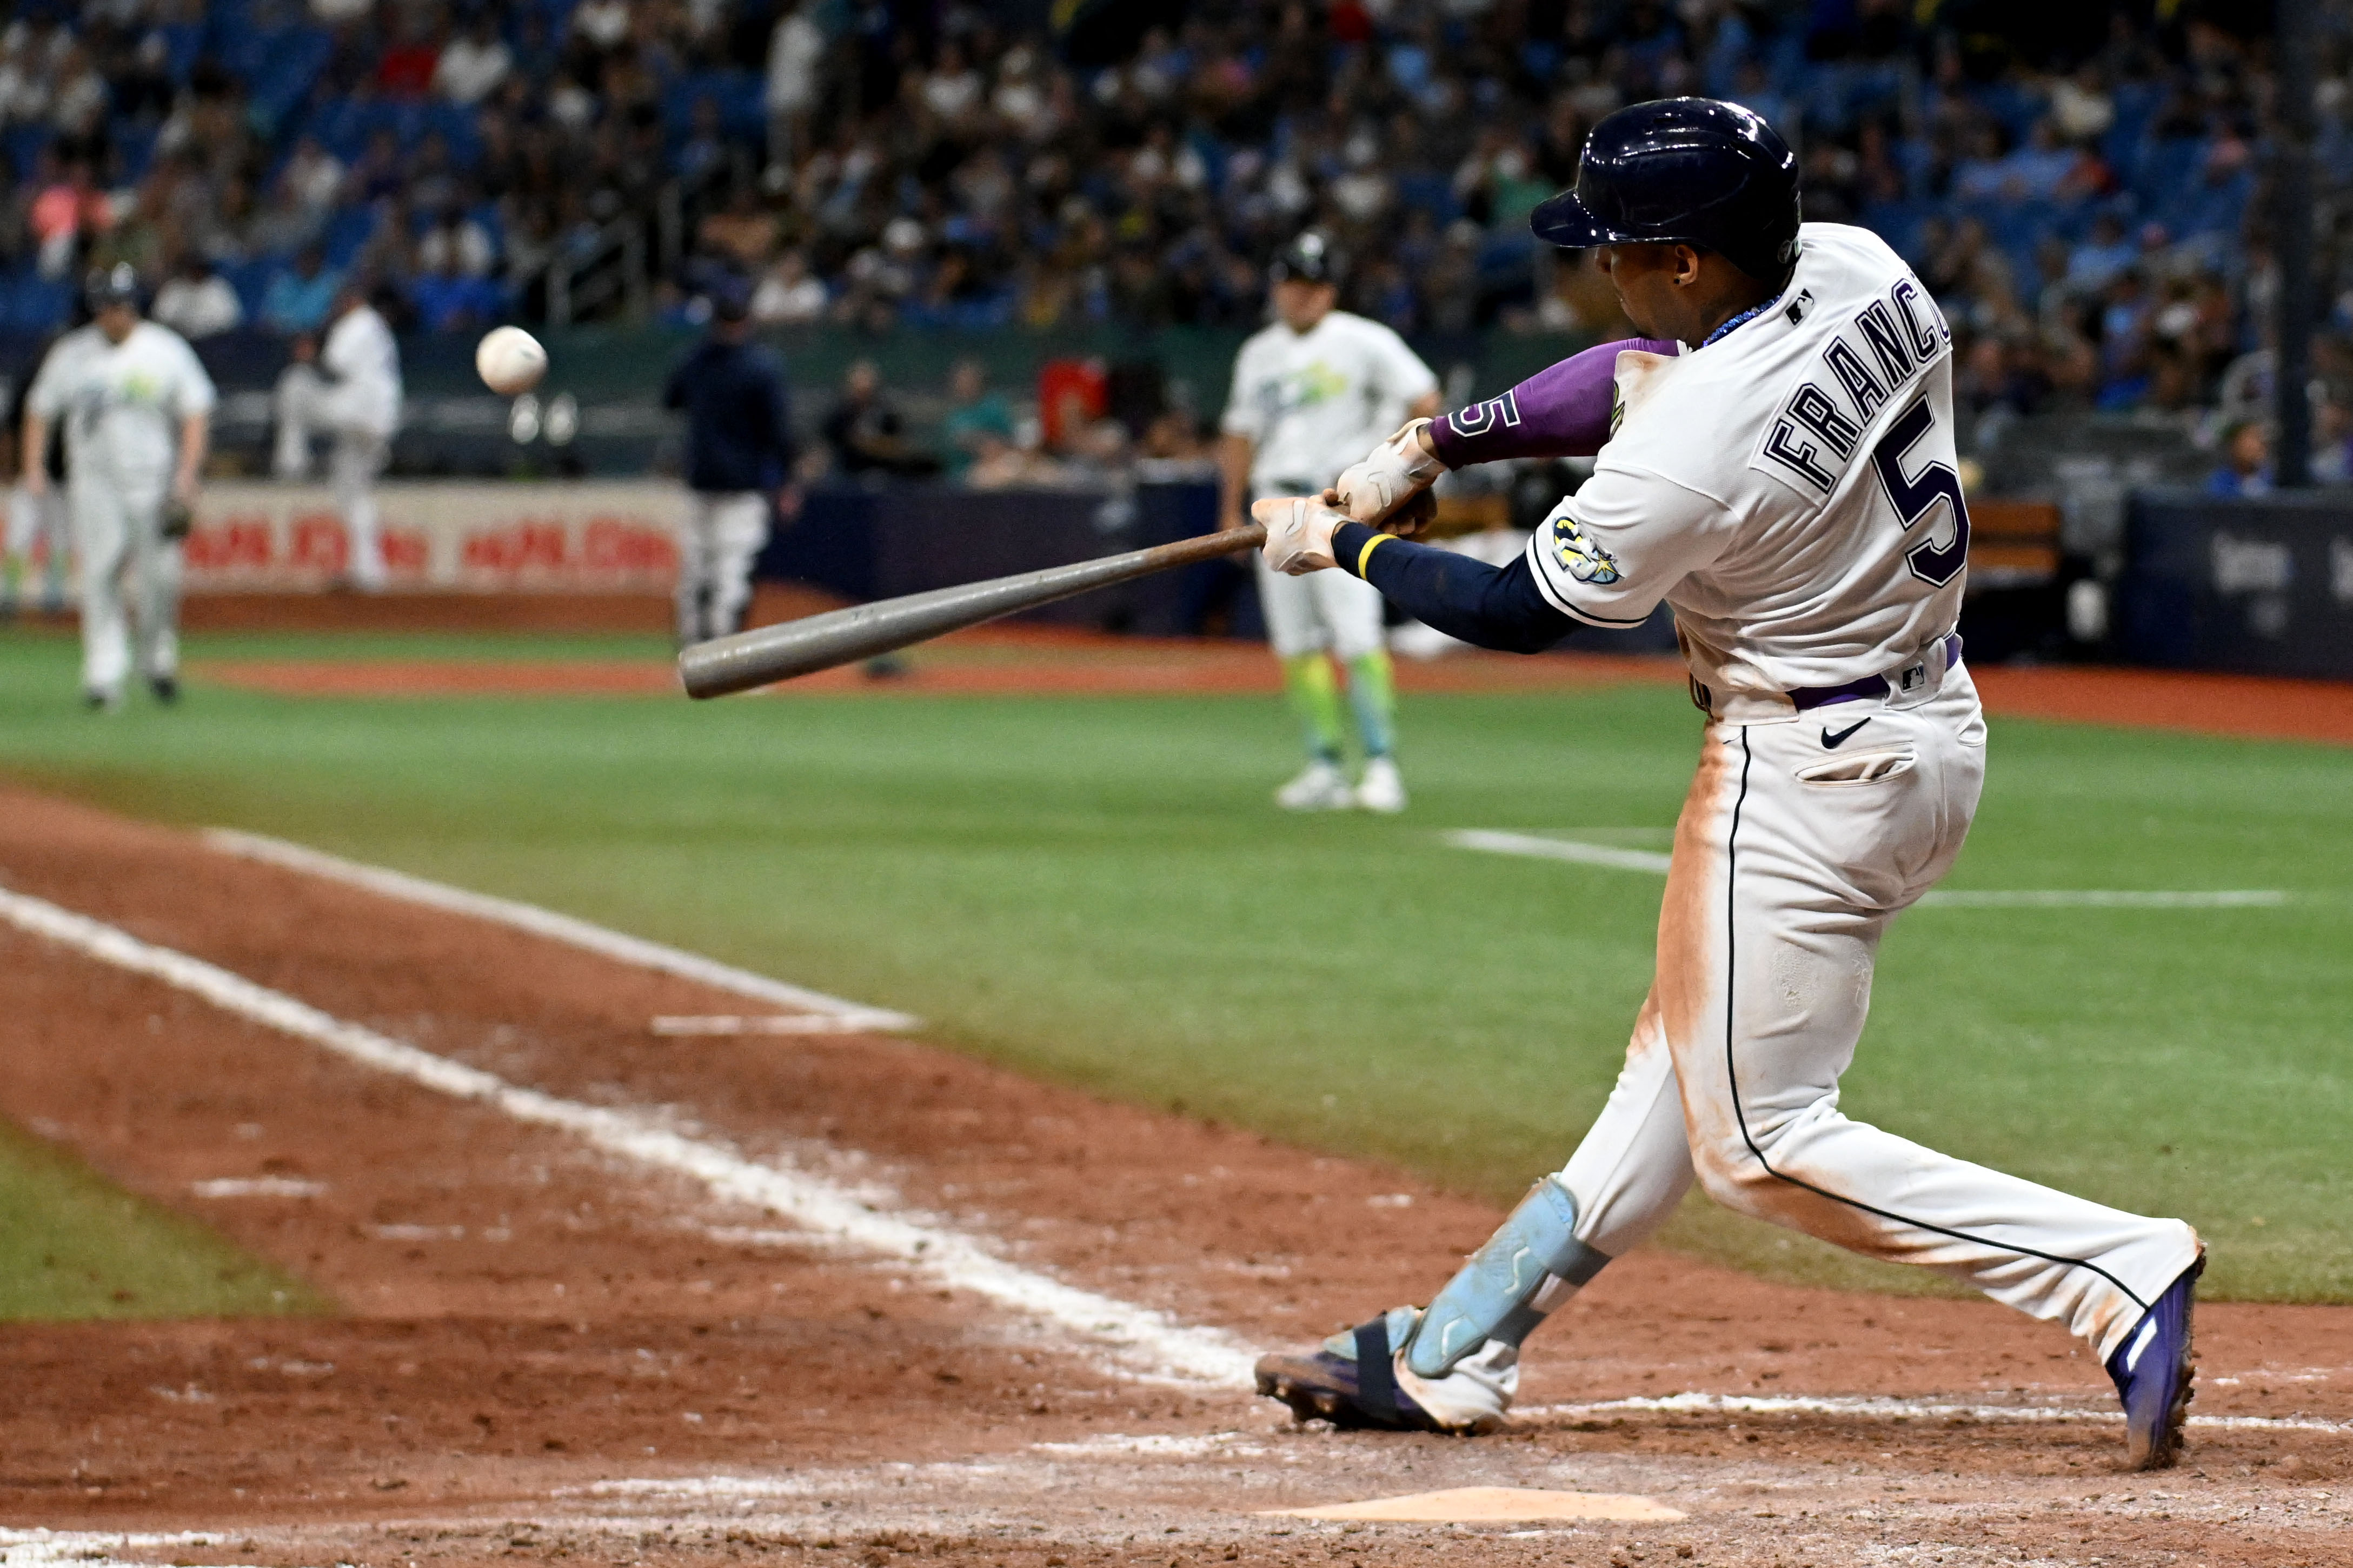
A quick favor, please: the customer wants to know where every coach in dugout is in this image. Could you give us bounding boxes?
[663,279,799,646]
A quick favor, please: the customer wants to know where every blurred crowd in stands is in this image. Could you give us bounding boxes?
[0,0,2345,440]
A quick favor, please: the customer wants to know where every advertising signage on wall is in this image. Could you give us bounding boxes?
[177,483,684,592]
[2119,491,2353,679]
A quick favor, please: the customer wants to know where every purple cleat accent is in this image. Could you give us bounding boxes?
[2106,1253,2203,1470]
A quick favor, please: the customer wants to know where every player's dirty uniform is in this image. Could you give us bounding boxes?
[28,316,215,700]
[1255,98,2203,1472]
[1222,306,1435,800]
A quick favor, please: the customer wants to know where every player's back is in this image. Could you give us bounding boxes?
[1594,223,1967,706]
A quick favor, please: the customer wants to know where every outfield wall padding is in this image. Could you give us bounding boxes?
[2118,490,2353,679]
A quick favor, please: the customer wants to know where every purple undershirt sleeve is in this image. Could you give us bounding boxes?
[1426,337,1679,468]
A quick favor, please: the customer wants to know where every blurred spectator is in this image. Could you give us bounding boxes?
[377,8,443,98]
[750,249,827,324]
[2207,421,2272,497]
[572,0,632,52]
[262,247,343,335]
[151,255,244,339]
[765,1,825,166]
[0,0,2322,429]
[435,13,511,105]
[30,158,104,279]
[409,250,501,334]
[820,360,934,477]
[939,359,1013,479]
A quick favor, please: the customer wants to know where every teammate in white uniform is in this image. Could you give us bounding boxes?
[275,282,403,590]
[1220,232,1439,812]
[1251,101,2204,1472]
[22,265,216,708]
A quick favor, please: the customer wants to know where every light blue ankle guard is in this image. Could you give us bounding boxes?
[1404,1179,1610,1378]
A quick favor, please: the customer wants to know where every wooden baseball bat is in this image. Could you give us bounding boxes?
[678,522,1268,698]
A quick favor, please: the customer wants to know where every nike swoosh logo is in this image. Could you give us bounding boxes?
[1822,717,1872,749]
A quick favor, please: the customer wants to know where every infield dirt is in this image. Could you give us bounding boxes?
[1,785,2348,1567]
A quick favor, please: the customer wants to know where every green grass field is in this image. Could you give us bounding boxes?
[3,624,2350,1305]
[0,1114,328,1319]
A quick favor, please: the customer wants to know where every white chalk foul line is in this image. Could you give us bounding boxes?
[0,1529,264,1568]
[1446,829,1674,874]
[652,1014,882,1037]
[202,829,919,1031]
[1444,830,2288,909]
[1524,1391,2353,1436]
[0,886,1254,1391]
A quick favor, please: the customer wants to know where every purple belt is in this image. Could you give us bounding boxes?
[1787,633,1964,712]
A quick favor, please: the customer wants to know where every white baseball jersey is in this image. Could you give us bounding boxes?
[28,321,216,491]
[321,304,403,437]
[1525,223,1965,711]
[1222,310,1438,493]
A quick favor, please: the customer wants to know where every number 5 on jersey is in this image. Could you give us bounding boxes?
[1871,396,1970,587]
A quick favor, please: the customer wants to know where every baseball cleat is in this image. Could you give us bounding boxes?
[2108,1252,2202,1470]
[1275,760,1352,811]
[1354,756,1407,813]
[149,675,180,705]
[1255,1309,1453,1432]
[83,687,122,713]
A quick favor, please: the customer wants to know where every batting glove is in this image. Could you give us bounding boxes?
[1333,418,1446,525]
[1253,495,1344,575]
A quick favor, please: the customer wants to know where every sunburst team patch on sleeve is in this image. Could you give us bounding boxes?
[1550,513,1621,585]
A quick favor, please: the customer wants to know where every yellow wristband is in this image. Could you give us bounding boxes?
[1355,531,1393,579]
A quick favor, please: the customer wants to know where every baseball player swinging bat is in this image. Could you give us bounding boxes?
[675,491,1437,698]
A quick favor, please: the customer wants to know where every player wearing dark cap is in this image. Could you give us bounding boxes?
[1249,98,2203,1472]
[21,265,216,708]
[1218,231,1438,812]
[662,278,799,645]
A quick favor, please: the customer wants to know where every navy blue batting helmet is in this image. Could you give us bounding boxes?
[1270,230,1342,286]
[1531,98,1800,283]
[84,262,141,310]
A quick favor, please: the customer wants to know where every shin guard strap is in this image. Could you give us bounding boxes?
[1352,1315,1401,1424]
[1406,1180,1608,1379]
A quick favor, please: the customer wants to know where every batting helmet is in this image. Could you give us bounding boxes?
[84,262,141,310]
[1531,98,1801,284]
[1270,230,1342,286]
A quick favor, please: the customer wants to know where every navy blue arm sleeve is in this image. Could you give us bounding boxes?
[1331,521,1577,655]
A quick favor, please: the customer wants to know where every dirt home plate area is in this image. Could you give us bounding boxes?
[1,786,2349,1568]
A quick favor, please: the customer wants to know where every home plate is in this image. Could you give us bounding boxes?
[1265,1487,1685,1523]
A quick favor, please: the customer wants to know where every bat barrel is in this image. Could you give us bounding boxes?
[679,523,1266,698]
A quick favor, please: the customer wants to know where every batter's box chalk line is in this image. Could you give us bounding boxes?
[0,884,1253,1392]
[1522,1392,2353,1436]
[202,829,920,1032]
[1444,829,2290,907]
[1266,1487,1685,1523]
[0,1530,267,1568]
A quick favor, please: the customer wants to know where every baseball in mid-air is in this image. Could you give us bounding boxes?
[476,325,548,396]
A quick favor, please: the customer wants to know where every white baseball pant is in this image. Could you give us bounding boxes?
[8,483,69,598]
[1548,660,2199,1362]
[69,476,178,697]
[676,491,769,644]
[1255,553,1385,660]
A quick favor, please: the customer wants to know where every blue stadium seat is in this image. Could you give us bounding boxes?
[322,204,380,268]
[5,125,50,183]
[1394,172,1461,224]
[114,124,159,184]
